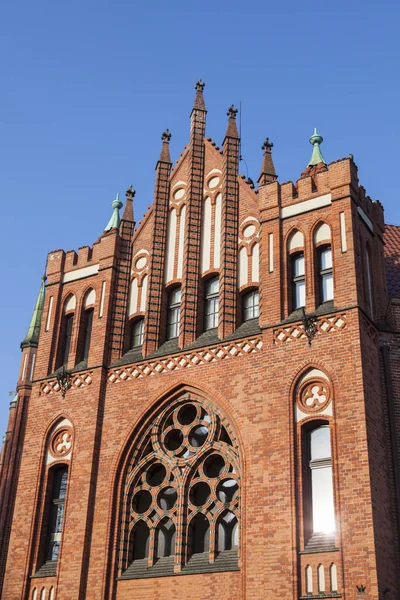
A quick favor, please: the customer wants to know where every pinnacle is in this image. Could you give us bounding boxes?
[258,137,277,185]
[122,185,135,222]
[159,129,172,164]
[192,80,206,112]
[224,105,239,140]
[104,194,123,232]
[301,127,328,177]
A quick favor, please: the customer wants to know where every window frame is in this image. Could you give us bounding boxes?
[166,287,181,340]
[317,244,334,304]
[130,318,144,348]
[302,421,336,544]
[242,289,260,322]
[44,465,69,564]
[291,251,306,311]
[204,277,219,331]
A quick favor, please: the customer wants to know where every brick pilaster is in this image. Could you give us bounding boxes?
[179,82,207,348]
[218,106,240,339]
[142,132,172,357]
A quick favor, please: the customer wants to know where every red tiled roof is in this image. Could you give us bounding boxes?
[384,224,400,298]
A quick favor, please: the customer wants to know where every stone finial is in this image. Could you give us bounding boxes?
[192,80,206,112]
[159,129,172,164]
[227,105,238,119]
[161,129,172,143]
[104,193,123,232]
[125,185,136,199]
[258,136,277,185]
[262,137,273,152]
[195,79,205,91]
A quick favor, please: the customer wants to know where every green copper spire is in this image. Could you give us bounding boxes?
[20,276,46,349]
[308,128,327,166]
[104,193,123,232]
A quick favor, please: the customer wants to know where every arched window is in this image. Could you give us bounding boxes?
[119,391,240,577]
[317,246,333,303]
[46,466,68,561]
[76,288,96,364]
[189,514,210,555]
[57,295,76,369]
[130,521,149,561]
[130,318,144,348]
[243,290,259,321]
[291,252,305,310]
[307,425,335,536]
[167,287,181,339]
[204,277,219,330]
[157,518,176,558]
[217,510,238,551]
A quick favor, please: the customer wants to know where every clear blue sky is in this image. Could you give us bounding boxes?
[1,0,399,438]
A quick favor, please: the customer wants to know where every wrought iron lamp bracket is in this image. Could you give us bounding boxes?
[56,366,72,398]
[301,308,318,346]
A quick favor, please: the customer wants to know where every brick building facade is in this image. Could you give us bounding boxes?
[1,81,400,600]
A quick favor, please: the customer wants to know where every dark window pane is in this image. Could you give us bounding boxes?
[243,291,260,320]
[131,319,144,348]
[83,309,93,361]
[63,315,74,365]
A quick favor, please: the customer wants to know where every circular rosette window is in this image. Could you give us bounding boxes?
[297,377,332,414]
[187,451,239,520]
[49,427,73,458]
[157,401,215,463]
[128,460,178,525]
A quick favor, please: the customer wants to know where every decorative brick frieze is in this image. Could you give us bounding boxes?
[273,313,347,344]
[108,336,262,383]
[39,371,93,396]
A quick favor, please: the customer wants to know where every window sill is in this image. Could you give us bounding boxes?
[300,594,341,599]
[31,561,57,578]
[299,533,338,555]
[118,549,239,580]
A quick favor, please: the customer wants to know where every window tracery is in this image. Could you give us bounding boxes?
[119,391,240,576]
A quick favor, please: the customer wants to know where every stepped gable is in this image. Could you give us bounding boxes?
[384,224,400,297]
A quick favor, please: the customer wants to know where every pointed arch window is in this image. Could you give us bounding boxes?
[57,295,76,369]
[119,391,240,578]
[306,424,335,538]
[292,252,305,309]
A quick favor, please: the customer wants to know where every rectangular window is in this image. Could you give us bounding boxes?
[167,288,181,339]
[308,426,335,535]
[204,278,219,330]
[319,247,333,303]
[292,253,305,310]
[63,315,74,366]
[46,467,68,562]
[82,309,93,361]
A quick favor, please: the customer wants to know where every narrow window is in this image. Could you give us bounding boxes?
[131,521,149,561]
[217,511,238,551]
[318,246,333,303]
[167,288,181,339]
[62,315,74,366]
[366,246,373,317]
[157,518,176,558]
[189,513,210,555]
[46,466,68,562]
[130,318,144,348]
[204,277,219,330]
[292,253,305,310]
[82,309,93,362]
[308,425,335,535]
[243,290,260,321]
